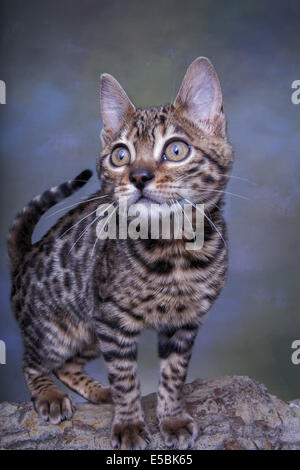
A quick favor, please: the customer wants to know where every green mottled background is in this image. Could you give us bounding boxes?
[0,0,299,402]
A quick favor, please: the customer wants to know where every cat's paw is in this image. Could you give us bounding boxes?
[111,420,150,450]
[160,414,198,449]
[88,385,112,404]
[33,391,75,424]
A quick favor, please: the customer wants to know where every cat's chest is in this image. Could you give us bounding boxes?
[97,236,226,327]
[127,273,210,328]
[107,254,219,327]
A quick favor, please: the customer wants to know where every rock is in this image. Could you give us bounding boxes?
[0,375,299,450]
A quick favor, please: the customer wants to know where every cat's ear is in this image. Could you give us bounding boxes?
[173,57,223,134]
[100,74,135,144]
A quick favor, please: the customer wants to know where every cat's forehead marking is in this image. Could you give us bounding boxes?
[120,105,186,161]
[131,106,170,142]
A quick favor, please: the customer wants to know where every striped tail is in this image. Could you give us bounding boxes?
[7,169,92,271]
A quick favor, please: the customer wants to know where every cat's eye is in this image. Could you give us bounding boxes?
[163,140,190,162]
[111,146,131,167]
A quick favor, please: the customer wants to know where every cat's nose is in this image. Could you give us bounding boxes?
[129,168,154,190]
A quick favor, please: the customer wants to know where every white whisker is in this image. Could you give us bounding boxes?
[68,202,115,254]
[91,205,118,256]
[175,200,195,239]
[184,198,227,247]
[59,207,100,239]
[46,193,113,219]
[176,186,249,200]
[225,174,256,185]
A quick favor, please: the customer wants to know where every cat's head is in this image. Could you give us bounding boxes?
[97,57,233,213]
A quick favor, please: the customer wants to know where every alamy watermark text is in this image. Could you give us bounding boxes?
[0,80,6,104]
[291,80,300,104]
[0,340,6,364]
[94,199,205,250]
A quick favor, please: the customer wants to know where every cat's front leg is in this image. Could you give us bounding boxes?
[98,321,149,450]
[157,324,199,449]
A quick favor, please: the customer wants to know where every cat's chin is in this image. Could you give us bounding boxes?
[136,196,157,208]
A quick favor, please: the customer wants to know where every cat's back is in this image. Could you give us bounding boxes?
[10,194,108,322]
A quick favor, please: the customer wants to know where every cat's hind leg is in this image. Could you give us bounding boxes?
[55,346,111,404]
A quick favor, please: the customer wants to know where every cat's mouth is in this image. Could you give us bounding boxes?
[136,195,161,207]
[126,189,168,210]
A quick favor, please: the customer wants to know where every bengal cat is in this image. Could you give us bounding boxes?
[8,57,233,449]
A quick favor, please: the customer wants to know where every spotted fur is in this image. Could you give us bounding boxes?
[8,57,233,449]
